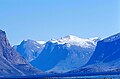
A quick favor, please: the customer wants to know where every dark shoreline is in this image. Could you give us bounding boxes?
[1,71,120,79]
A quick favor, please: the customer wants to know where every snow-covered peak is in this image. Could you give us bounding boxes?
[37,41,46,44]
[63,35,79,40]
[89,37,100,40]
[50,35,100,47]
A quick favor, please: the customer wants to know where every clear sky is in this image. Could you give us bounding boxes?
[0,0,120,45]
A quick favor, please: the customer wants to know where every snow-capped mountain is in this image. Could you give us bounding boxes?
[0,29,42,76]
[69,33,120,73]
[50,35,99,47]
[30,35,100,73]
[14,40,45,62]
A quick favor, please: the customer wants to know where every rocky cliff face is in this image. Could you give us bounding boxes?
[0,30,42,76]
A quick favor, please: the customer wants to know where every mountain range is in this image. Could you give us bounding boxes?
[15,35,99,73]
[1,29,120,76]
[15,32,120,73]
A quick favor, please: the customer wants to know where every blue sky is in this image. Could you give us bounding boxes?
[0,0,120,45]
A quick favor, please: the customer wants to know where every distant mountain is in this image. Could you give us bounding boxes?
[14,40,45,62]
[0,30,42,76]
[30,35,99,73]
[69,33,120,73]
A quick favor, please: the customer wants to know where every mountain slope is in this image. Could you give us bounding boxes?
[87,33,120,65]
[69,33,120,73]
[30,35,99,73]
[14,40,45,62]
[0,29,42,76]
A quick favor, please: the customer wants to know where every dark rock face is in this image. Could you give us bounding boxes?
[0,30,42,76]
